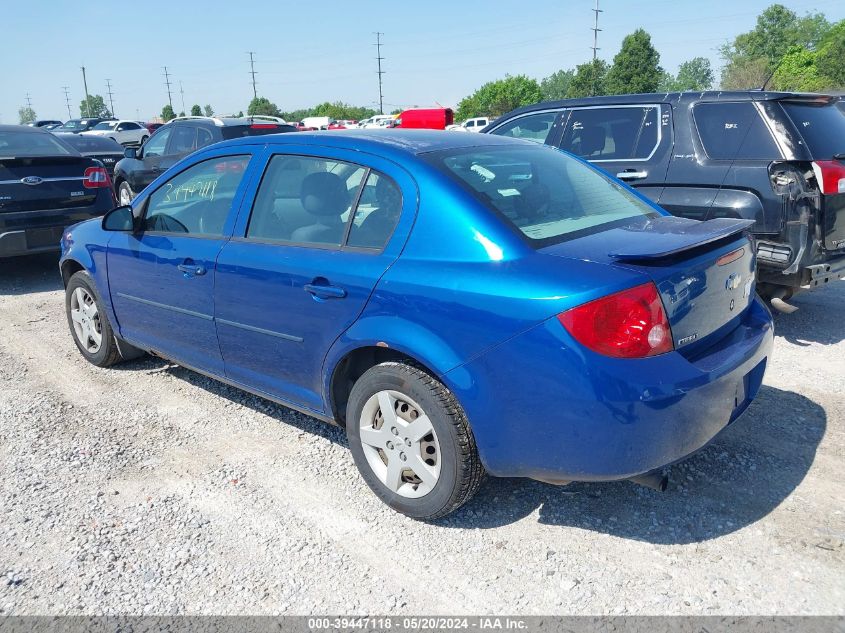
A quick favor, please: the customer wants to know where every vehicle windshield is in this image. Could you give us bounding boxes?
[423,144,658,245]
[57,120,86,131]
[92,121,118,130]
[781,101,845,159]
[0,131,75,157]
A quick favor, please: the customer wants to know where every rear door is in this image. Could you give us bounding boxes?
[214,146,415,412]
[557,103,671,203]
[107,150,255,374]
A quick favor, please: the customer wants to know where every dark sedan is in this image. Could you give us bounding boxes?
[51,118,110,134]
[0,125,114,258]
[59,134,124,177]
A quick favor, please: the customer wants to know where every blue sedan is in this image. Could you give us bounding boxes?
[59,130,773,519]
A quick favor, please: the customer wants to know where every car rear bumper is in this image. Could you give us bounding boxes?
[0,206,110,258]
[445,296,774,482]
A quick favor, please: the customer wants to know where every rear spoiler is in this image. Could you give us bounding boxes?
[608,217,754,262]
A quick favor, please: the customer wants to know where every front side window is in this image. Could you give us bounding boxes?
[423,145,657,246]
[247,155,366,246]
[169,125,197,154]
[693,102,780,160]
[142,155,250,236]
[489,111,559,144]
[560,106,660,161]
[196,127,214,149]
[142,128,171,157]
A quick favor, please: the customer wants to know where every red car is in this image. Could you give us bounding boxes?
[143,122,164,134]
[293,122,318,131]
[397,108,454,130]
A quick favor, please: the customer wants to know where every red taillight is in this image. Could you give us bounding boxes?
[812,160,845,195]
[250,123,278,129]
[83,166,110,189]
[558,282,673,358]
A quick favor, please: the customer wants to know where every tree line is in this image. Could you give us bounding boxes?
[456,4,844,120]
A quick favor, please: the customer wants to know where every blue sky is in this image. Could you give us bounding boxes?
[3,0,842,122]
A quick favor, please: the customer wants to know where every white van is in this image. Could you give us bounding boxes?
[302,116,333,130]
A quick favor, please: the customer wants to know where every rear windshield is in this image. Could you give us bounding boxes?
[220,124,296,139]
[0,131,75,158]
[423,145,658,246]
[57,120,86,131]
[63,135,122,152]
[781,102,845,159]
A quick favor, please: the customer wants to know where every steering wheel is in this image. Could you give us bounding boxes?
[146,213,189,233]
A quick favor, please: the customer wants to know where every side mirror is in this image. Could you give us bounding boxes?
[102,205,135,232]
[124,147,137,159]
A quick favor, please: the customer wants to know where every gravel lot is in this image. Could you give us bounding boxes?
[0,254,842,615]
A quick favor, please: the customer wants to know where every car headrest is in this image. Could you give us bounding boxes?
[301,172,348,217]
[579,125,606,156]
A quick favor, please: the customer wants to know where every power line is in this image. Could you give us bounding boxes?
[374,32,385,115]
[105,79,115,117]
[590,0,602,61]
[248,51,258,99]
[80,66,92,118]
[62,87,72,119]
[162,66,173,109]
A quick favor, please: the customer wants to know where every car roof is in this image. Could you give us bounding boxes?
[497,90,840,119]
[0,124,49,133]
[217,129,530,156]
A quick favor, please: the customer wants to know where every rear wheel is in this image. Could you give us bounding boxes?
[346,362,485,520]
[117,181,135,205]
[65,271,122,367]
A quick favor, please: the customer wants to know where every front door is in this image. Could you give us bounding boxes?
[107,152,253,374]
[214,149,413,413]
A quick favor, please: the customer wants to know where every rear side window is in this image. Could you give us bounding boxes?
[347,171,402,249]
[693,102,780,160]
[489,112,558,144]
[560,106,659,161]
[781,102,845,159]
[246,155,366,246]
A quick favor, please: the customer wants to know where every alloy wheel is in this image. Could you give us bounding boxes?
[69,287,102,354]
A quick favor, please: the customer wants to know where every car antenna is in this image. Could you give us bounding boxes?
[757,56,784,92]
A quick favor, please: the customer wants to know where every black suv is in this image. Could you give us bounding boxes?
[113,117,296,204]
[485,92,845,308]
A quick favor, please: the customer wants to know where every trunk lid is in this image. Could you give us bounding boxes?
[540,215,757,354]
[0,156,98,213]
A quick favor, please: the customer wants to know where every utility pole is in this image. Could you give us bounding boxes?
[162,66,173,110]
[247,51,258,99]
[590,0,602,61]
[81,66,92,117]
[62,86,72,119]
[179,81,186,115]
[25,94,33,110]
[105,79,115,117]
[374,32,385,115]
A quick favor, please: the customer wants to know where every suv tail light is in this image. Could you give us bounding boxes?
[558,282,673,358]
[812,160,845,195]
[83,166,110,189]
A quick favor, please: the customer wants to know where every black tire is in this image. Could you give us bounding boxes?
[346,362,485,520]
[65,271,122,367]
[140,135,148,145]
[117,181,134,205]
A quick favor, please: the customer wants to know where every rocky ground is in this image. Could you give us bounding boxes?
[0,254,842,615]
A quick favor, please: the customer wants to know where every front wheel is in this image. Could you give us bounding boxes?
[117,181,135,206]
[65,271,122,367]
[139,135,148,145]
[346,362,485,520]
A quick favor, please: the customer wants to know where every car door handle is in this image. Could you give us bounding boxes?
[616,170,648,181]
[304,282,346,299]
[177,263,206,276]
